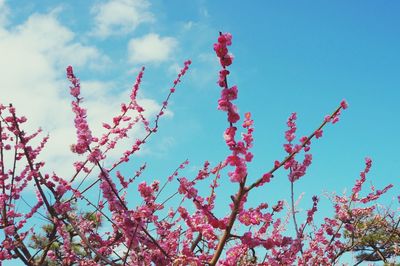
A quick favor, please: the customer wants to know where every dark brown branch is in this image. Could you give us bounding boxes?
[209,177,247,266]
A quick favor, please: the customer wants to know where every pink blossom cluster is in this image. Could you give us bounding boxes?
[214,32,233,68]
[324,99,348,125]
[67,66,93,154]
[280,112,313,182]
[214,33,257,184]
[214,33,240,124]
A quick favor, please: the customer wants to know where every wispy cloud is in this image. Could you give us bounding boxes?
[90,0,154,38]
[127,33,177,64]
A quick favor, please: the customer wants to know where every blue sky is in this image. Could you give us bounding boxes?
[0,0,399,265]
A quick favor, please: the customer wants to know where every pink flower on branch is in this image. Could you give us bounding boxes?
[66,66,93,155]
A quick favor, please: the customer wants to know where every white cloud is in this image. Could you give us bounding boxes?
[183,21,193,31]
[128,33,177,64]
[0,9,161,181]
[184,52,218,91]
[199,7,209,18]
[91,0,154,38]
[0,13,82,128]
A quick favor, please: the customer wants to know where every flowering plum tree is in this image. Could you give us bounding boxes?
[343,206,400,264]
[0,33,398,265]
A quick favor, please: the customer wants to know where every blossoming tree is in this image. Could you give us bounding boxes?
[0,33,398,265]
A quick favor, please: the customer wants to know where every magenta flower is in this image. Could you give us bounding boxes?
[66,66,93,154]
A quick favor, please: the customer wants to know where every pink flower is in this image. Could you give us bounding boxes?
[218,33,232,45]
[315,129,323,139]
[221,85,238,100]
[4,225,14,235]
[227,109,240,123]
[340,100,348,109]
[272,200,284,212]
[214,43,228,57]
[220,54,233,67]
